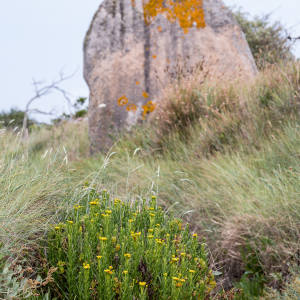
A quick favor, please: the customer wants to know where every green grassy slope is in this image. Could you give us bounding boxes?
[1,61,300,298]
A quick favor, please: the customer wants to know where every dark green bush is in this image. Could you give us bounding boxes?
[0,108,35,129]
[233,8,294,67]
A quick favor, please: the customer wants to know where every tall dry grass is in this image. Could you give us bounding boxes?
[0,128,82,254]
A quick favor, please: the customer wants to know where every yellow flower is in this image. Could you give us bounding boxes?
[171,258,179,263]
[116,244,121,251]
[99,237,108,241]
[83,263,90,269]
[139,282,147,286]
[163,273,167,276]
[90,201,98,205]
[189,270,195,273]
[123,271,128,274]
[172,277,179,281]
[91,220,94,223]
[181,253,186,257]
[105,210,112,214]
[147,235,154,239]
[102,214,106,217]
[109,266,113,270]
[55,227,60,230]
[180,279,185,282]
[104,269,110,273]
[150,213,155,217]
[67,221,73,224]
[95,213,99,216]
[135,232,141,236]
[124,253,131,259]
[150,207,155,210]
[128,219,133,223]
[156,224,160,227]
[133,213,137,216]
[193,233,197,238]
[148,229,153,233]
[97,256,102,260]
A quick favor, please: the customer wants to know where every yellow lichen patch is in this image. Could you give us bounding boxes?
[141,0,205,31]
[118,95,128,106]
[167,59,171,63]
[183,28,189,34]
[126,103,137,113]
[142,101,156,119]
[146,47,149,50]
[142,92,149,98]
[131,0,136,7]
[136,81,140,85]
[153,55,157,59]
[157,26,162,32]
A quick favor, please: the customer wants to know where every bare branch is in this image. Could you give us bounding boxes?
[287,35,300,42]
[22,68,78,140]
[31,109,55,115]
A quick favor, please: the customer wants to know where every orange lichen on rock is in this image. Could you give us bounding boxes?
[118,95,128,106]
[142,91,149,98]
[136,81,140,85]
[153,55,157,58]
[141,0,205,31]
[127,103,137,113]
[142,101,156,119]
[158,26,162,32]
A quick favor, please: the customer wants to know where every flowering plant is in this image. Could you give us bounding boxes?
[47,184,216,299]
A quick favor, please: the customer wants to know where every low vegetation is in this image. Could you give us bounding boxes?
[45,188,217,299]
[232,7,294,67]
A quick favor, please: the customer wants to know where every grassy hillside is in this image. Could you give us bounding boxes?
[1,61,300,299]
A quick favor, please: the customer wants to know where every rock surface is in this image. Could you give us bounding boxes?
[84,0,257,152]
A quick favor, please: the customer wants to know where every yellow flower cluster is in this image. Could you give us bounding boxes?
[74,204,82,210]
[48,188,216,299]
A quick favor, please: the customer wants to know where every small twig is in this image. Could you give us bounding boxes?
[22,68,77,140]
[286,35,300,42]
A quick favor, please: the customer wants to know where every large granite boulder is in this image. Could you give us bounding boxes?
[84,0,257,152]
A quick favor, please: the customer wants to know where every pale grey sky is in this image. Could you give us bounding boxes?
[0,0,299,123]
